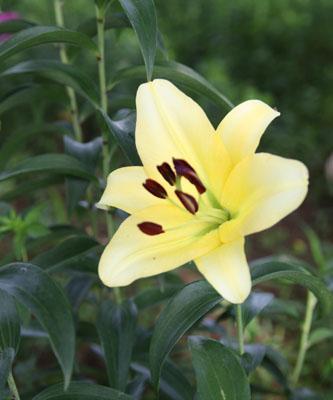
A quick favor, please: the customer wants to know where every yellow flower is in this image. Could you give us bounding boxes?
[97,79,308,304]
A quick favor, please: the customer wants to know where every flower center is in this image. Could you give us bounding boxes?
[138,158,231,235]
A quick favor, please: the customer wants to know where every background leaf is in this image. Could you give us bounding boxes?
[118,0,157,80]
[97,299,137,391]
[189,336,251,400]
[0,290,21,353]
[0,26,97,62]
[0,154,96,184]
[149,280,220,389]
[32,381,131,400]
[0,263,75,388]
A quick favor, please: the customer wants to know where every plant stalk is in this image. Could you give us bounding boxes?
[236,304,245,355]
[95,3,114,237]
[95,4,121,304]
[291,291,317,386]
[8,371,20,400]
[54,0,83,142]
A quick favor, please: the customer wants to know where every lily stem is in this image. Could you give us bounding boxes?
[95,3,121,304]
[54,0,83,143]
[8,372,20,400]
[236,304,245,355]
[291,291,317,386]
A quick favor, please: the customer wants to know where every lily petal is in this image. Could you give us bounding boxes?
[219,153,309,242]
[195,238,251,304]
[99,204,220,287]
[136,79,231,198]
[97,167,163,214]
[217,100,280,165]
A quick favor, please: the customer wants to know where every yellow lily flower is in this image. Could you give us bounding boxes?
[97,79,308,304]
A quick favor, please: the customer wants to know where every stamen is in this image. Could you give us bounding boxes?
[138,222,164,235]
[157,162,176,185]
[175,190,199,214]
[173,158,206,194]
[143,179,168,199]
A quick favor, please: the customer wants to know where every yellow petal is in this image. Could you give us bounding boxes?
[99,204,220,287]
[217,100,280,165]
[219,153,309,242]
[136,79,231,198]
[96,167,163,214]
[195,238,251,304]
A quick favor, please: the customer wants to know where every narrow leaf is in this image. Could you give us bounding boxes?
[0,348,14,395]
[149,280,220,389]
[113,61,234,109]
[189,336,251,400]
[99,109,140,165]
[0,290,20,353]
[0,154,96,183]
[32,381,131,400]
[2,60,100,106]
[0,263,75,388]
[97,300,137,391]
[0,26,97,62]
[118,0,157,80]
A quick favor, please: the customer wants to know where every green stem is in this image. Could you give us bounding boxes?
[8,372,20,400]
[95,4,121,304]
[95,3,114,237]
[54,0,83,142]
[291,291,317,386]
[21,244,28,263]
[236,304,244,355]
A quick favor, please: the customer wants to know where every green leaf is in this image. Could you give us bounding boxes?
[32,235,102,274]
[251,259,332,316]
[0,123,68,170]
[118,0,157,81]
[0,19,35,34]
[0,176,64,202]
[149,280,220,389]
[0,347,14,395]
[0,290,20,353]
[0,154,96,183]
[133,284,182,310]
[0,263,75,388]
[239,291,274,327]
[308,327,333,348]
[64,136,102,214]
[66,275,96,312]
[0,26,97,63]
[99,109,140,165]
[241,344,266,374]
[2,60,100,106]
[149,260,332,389]
[97,300,137,391]
[32,381,132,400]
[113,61,234,109]
[189,336,251,400]
[131,359,194,400]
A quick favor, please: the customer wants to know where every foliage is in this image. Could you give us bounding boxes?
[0,0,332,399]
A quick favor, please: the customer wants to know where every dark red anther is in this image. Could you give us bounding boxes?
[157,162,176,185]
[175,190,199,214]
[143,179,168,199]
[138,222,164,235]
[173,158,206,194]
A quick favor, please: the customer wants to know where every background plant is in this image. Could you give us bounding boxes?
[0,0,332,399]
